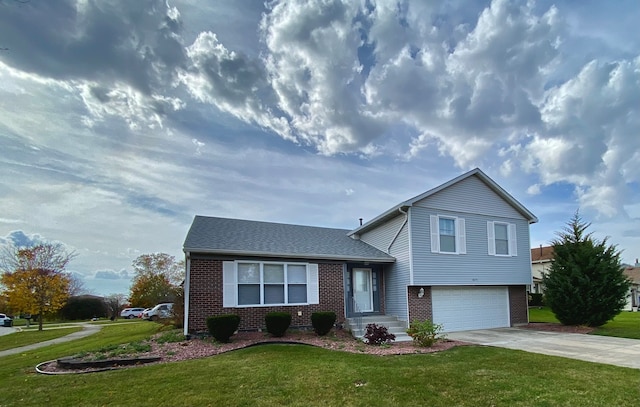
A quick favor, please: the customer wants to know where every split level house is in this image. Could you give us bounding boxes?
[182,168,538,338]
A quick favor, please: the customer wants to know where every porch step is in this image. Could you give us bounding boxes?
[346,315,413,343]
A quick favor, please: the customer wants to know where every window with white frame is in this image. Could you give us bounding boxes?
[430,215,466,254]
[223,261,319,307]
[487,221,517,256]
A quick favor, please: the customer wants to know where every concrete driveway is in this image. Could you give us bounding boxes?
[447,328,640,370]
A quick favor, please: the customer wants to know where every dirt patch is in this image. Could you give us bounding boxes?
[36,329,466,374]
[520,322,595,334]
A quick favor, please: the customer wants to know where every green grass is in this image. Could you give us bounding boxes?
[528,307,560,323]
[591,311,640,339]
[0,327,83,351]
[529,307,640,339]
[0,323,638,406]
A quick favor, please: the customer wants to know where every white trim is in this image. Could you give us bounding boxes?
[487,221,496,255]
[430,215,439,253]
[508,223,517,256]
[183,252,190,336]
[488,221,517,257]
[457,218,466,255]
[222,261,236,307]
[307,263,319,305]
[226,261,317,307]
[408,207,414,285]
[431,214,465,255]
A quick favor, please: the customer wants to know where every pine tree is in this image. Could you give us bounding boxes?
[543,212,630,327]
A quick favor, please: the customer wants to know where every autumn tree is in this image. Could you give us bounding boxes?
[0,243,76,330]
[128,253,184,308]
[543,212,631,327]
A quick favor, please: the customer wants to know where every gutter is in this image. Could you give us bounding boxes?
[181,248,395,263]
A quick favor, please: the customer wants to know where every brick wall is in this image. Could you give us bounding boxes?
[407,286,432,322]
[508,285,528,325]
[187,259,345,333]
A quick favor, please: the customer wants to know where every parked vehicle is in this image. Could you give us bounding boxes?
[0,313,13,327]
[120,307,146,319]
[142,303,173,321]
[138,308,152,318]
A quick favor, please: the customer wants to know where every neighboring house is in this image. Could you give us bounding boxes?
[183,168,538,336]
[623,263,640,311]
[531,245,554,293]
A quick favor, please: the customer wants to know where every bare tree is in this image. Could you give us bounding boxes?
[105,293,127,321]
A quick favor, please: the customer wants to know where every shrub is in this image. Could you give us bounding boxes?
[265,312,292,337]
[544,212,630,326]
[406,319,445,347]
[363,323,395,345]
[311,311,336,336]
[528,293,544,307]
[206,314,241,343]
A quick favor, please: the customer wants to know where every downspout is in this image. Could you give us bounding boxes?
[183,251,191,337]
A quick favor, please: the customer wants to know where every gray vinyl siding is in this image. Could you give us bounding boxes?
[360,214,410,323]
[360,213,406,252]
[413,175,523,219]
[410,176,532,286]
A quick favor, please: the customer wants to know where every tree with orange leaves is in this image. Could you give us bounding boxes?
[0,243,76,330]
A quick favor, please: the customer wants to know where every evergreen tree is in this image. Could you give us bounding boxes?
[543,212,630,327]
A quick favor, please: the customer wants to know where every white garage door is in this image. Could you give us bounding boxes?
[432,286,509,332]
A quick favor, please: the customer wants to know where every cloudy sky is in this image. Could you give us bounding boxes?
[1,0,638,297]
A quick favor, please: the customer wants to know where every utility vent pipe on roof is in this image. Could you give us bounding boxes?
[359,218,363,226]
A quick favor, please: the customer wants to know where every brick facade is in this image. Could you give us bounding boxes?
[508,285,528,325]
[407,286,432,322]
[187,259,346,333]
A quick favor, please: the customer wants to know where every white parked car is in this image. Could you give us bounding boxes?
[120,307,146,319]
[142,303,173,321]
[0,313,13,327]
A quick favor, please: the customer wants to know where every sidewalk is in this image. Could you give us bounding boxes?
[0,323,101,357]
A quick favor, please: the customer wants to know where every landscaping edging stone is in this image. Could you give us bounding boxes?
[56,355,162,369]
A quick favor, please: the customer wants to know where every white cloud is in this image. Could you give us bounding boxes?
[1,0,639,291]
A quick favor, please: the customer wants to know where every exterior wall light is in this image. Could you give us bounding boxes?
[418,287,425,298]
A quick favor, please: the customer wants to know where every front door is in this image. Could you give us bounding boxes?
[353,268,373,312]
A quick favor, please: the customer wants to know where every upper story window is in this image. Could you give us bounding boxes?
[430,215,466,255]
[439,218,456,252]
[223,261,319,307]
[487,221,517,256]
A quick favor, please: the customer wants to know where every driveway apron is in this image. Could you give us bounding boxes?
[447,328,640,370]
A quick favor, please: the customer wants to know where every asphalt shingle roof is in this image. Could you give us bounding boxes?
[184,216,395,262]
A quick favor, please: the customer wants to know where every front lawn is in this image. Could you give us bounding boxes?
[529,307,640,339]
[0,323,638,406]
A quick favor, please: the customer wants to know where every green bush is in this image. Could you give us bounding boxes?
[265,312,291,337]
[406,319,446,347]
[206,314,241,343]
[311,311,336,336]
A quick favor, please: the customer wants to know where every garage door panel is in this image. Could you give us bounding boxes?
[432,287,509,332]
